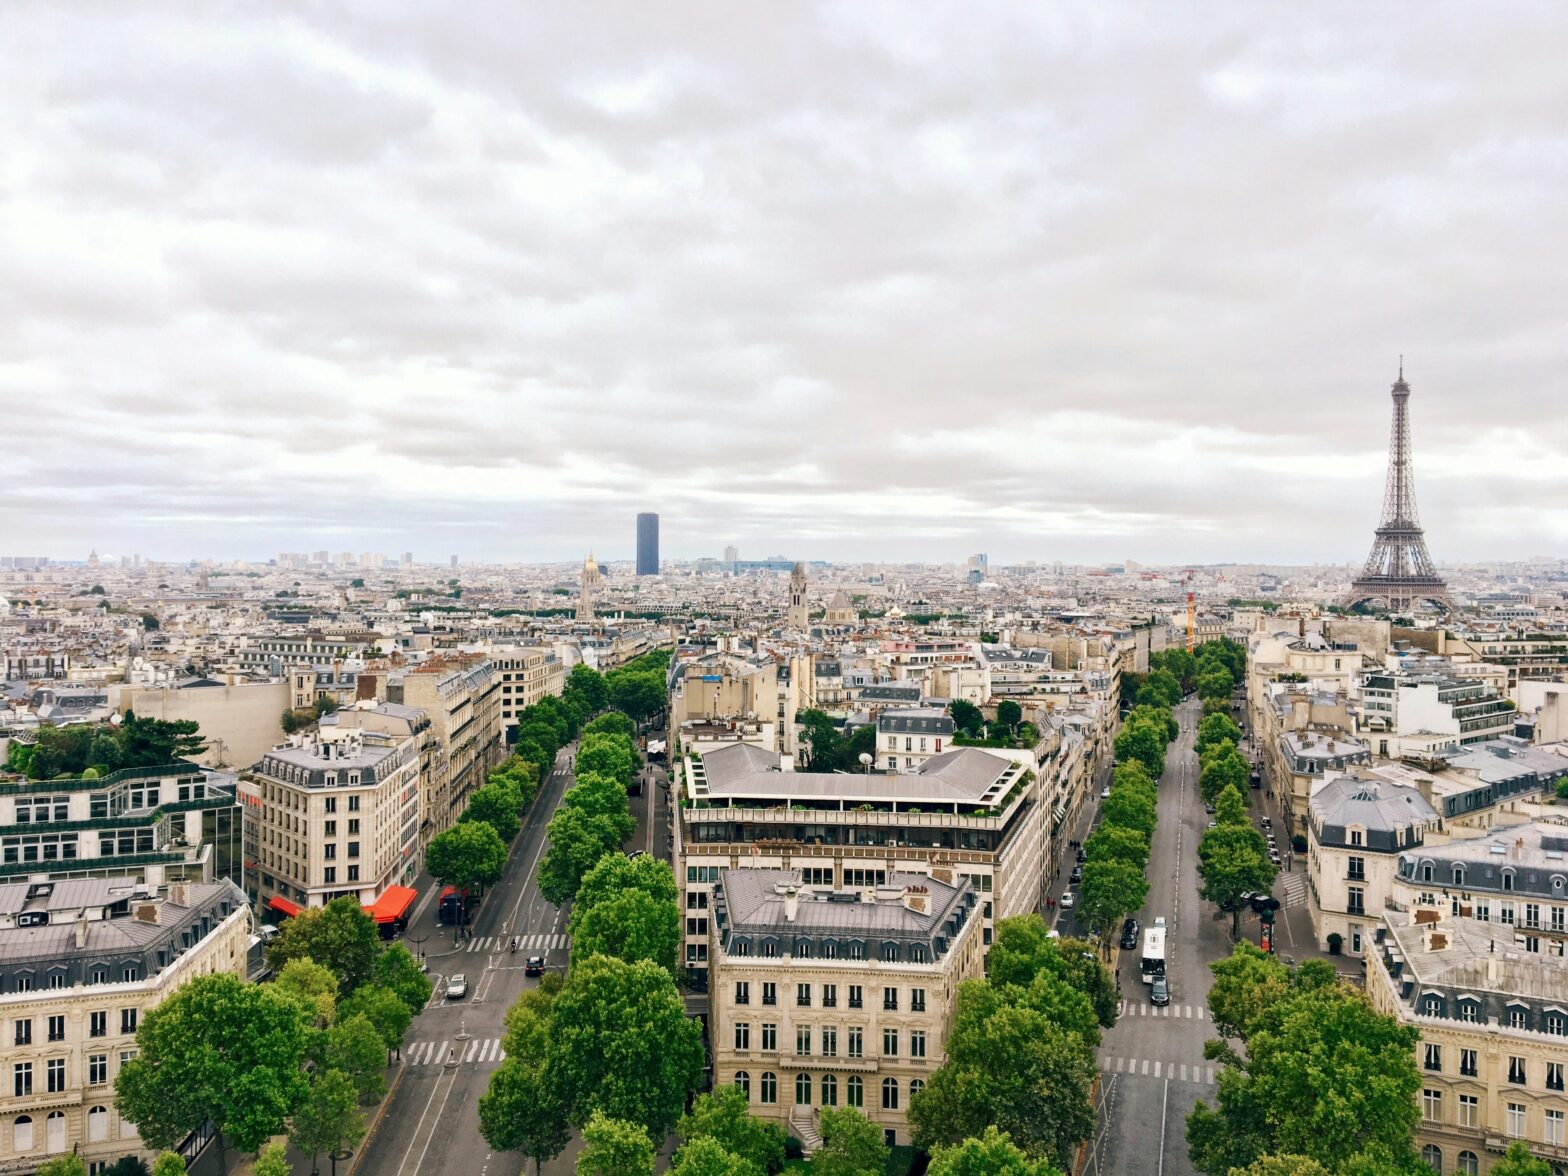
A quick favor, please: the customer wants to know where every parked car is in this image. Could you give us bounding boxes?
[525,955,546,977]
[1120,918,1140,950]
[1075,848,1088,864]
[1204,802,1216,815]
[446,974,468,999]
[1151,977,1171,1006]
[1059,891,1075,910]
[1101,785,1112,799]
[1208,819,1218,829]
[1261,816,1272,830]
[1069,866,1083,884]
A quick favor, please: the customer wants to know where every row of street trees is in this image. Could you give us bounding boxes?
[114,898,433,1174]
[909,916,1118,1173]
[537,718,640,903]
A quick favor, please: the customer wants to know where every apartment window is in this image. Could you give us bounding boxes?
[911,987,926,1013]
[324,867,336,884]
[759,1072,777,1104]
[686,918,706,937]
[1347,856,1365,881]
[47,1016,64,1043]
[881,1077,899,1111]
[910,1030,927,1059]
[821,1027,837,1057]
[1548,1062,1565,1092]
[1508,1056,1527,1085]
[797,984,812,1008]
[733,1023,750,1051]
[762,983,776,1007]
[1458,1003,1480,1024]
[1503,871,1515,892]
[796,1027,811,1057]
[1475,898,1490,921]
[325,797,336,813]
[1510,1008,1529,1030]
[90,1011,107,1038]
[122,965,139,983]
[324,844,336,860]
[1423,996,1442,1016]
[882,1028,898,1058]
[1350,830,1363,847]
[1547,1108,1565,1147]
[347,866,359,882]
[347,841,360,859]
[734,1070,750,1098]
[1506,1102,1526,1138]
[1423,1043,1442,1072]
[348,796,360,812]
[821,1073,838,1107]
[795,1073,811,1105]
[735,982,750,1006]
[1500,902,1516,926]
[348,819,360,835]
[848,1027,863,1059]
[14,1019,31,1047]
[822,984,837,1008]
[324,820,336,836]
[1460,1049,1478,1077]
[847,1075,864,1108]
[46,1059,65,1094]
[1458,1152,1479,1176]
[1548,1013,1567,1037]
[883,986,898,1011]
[761,1024,776,1052]
[120,1008,138,1035]
[849,985,863,1010]
[1553,907,1566,933]
[1457,1094,1478,1128]
[14,1063,32,1097]
[88,1054,107,1086]
[1421,1089,1442,1123]
[1346,886,1365,917]
[1525,903,1541,929]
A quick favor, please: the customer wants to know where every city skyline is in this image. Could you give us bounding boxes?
[4,6,1567,566]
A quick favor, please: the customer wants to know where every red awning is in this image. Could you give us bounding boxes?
[268,895,303,918]
[364,885,417,924]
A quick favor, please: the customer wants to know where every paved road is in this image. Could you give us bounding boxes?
[1084,697,1238,1176]
[356,741,673,1176]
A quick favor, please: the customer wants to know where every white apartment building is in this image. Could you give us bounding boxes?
[1353,665,1517,759]
[877,710,956,774]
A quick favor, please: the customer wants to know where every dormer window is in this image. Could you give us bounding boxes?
[1350,829,1364,847]
[1503,871,1516,892]
[1453,866,1466,887]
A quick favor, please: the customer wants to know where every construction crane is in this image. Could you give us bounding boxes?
[1185,573,1196,654]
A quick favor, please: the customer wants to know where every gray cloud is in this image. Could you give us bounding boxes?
[2,2,1566,565]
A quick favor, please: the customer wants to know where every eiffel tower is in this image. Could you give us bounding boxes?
[1344,363,1453,612]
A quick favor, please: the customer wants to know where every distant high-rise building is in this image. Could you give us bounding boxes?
[401,552,413,567]
[724,544,738,567]
[450,555,459,570]
[636,513,660,576]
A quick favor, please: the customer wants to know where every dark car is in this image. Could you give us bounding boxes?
[1119,918,1140,950]
[525,955,546,977]
[1150,977,1171,1007]
[1075,849,1087,864]
[1069,866,1083,885]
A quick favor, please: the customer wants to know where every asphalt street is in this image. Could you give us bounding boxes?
[355,744,671,1176]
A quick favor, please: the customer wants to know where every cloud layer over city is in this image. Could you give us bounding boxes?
[3,4,1566,565]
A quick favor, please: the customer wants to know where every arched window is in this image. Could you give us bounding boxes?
[733,1071,750,1098]
[1457,1151,1479,1176]
[46,1111,65,1153]
[13,1116,33,1152]
[1503,870,1516,892]
[910,1079,925,1101]
[87,1106,109,1143]
[846,1075,864,1107]
[1453,866,1466,887]
[882,1077,899,1110]
[759,1072,777,1104]
[1422,1144,1442,1174]
[1422,863,1434,883]
[795,1073,812,1105]
[821,1074,838,1106]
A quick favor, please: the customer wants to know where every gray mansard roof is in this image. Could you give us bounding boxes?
[1380,915,1568,1026]
[697,741,1020,806]
[1310,775,1437,852]
[877,710,955,736]
[1398,821,1568,899]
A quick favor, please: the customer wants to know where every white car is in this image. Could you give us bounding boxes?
[1101,785,1112,799]
[1059,891,1076,910]
[446,974,468,999]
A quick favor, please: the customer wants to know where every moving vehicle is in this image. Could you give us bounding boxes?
[1069,865,1083,885]
[1101,785,1112,799]
[1120,917,1141,950]
[525,955,546,977]
[1141,917,1167,984]
[1151,977,1171,1006]
[1059,891,1075,910]
[446,974,468,999]
[438,886,476,926]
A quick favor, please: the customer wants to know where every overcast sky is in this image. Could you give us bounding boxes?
[3,5,1566,567]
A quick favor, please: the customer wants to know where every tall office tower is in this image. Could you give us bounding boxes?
[723,544,738,566]
[401,552,413,567]
[636,513,660,576]
[450,555,459,570]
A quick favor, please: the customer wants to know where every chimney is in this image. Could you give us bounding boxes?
[167,882,191,908]
[74,914,90,949]
[783,887,798,923]
[902,885,929,914]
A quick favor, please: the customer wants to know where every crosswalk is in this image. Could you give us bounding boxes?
[1120,1002,1207,1020]
[1099,1056,1216,1084]
[1280,873,1308,908]
[406,1037,507,1067]
[463,933,569,954]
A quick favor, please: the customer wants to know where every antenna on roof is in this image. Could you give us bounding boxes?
[1398,354,1404,380]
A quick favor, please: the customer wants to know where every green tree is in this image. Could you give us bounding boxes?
[676,1085,787,1174]
[996,699,1023,731]
[562,773,635,835]
[150,1154,187,1176]
[1083,822,1151,870]
[337,984,414,1062]
[1490,1141,1554,1176]
[948,699,985,736]
[272,956,339,1026]
[251,1144,288,1176]
[479,1058,571,1175]
[578,732,637,788]
[1077,857,1149,947]
[546,956,705,1140]
[325,1012,388,1104]
[538,807,623,904]
[928,1125,1064,1176]
[582,710,635,741]
[36,1158,88,1176]
[985,919,1116,1027]
[1198,668,1234,702]
[574,852,679,914]
[289,1069,366,1176]
[911,983,1096,1169]
[1099,786,1157,839]
[114,973,311,1176]
[565,664,610,714]
[1114,720,1167,779]
[1138,667,1183,708]
[1227,1158,1330,1176]
[1127,704,1179,743]
[265,895,383,994]
[373,943,434,1015]
[1199,742,1249,805]
[606,671,665,722]
[426,820,509,893]
[816,1106,891,1176]
[1196,712,1243,754]
[1187,953,1423,1174]
[462,781,523,842]
[576,1111,655,1176]
[569,888,680,977]
[1197,790,1277,938]
[669,1136,765,1176]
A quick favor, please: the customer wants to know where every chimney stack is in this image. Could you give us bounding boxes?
[783,887,798,923]
[74,914,89,949]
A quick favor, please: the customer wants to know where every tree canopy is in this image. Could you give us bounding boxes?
[426,819,509,892]
[576,1112,656,1176]
[815,1106,890,1176]
[676,1085,786,1175]
[928,1126,1065,1176]
[1197,787,1276,937]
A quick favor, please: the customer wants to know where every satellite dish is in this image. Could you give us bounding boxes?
[858,752,873,769]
